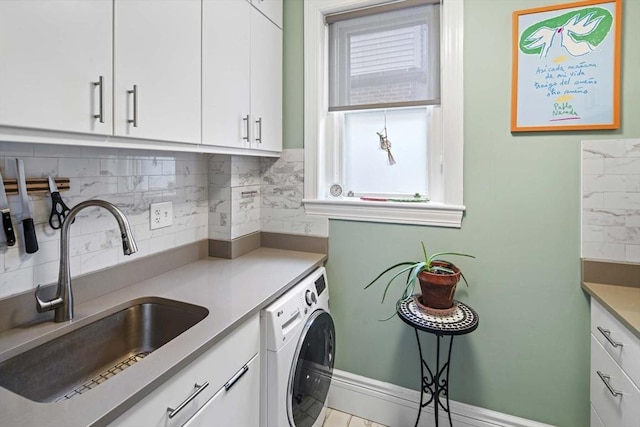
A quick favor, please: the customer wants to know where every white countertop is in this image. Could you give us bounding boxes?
[0,248,326,427]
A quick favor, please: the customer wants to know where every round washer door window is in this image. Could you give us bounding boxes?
[288,310,335,427]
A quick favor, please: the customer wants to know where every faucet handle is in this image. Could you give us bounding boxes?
[35,285,64,313]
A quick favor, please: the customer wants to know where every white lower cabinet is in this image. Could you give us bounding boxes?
[110,315,259,427]
[590,404,606,427]
[183,354,259,427]
[590,299,640,427]
[591,299,640,386]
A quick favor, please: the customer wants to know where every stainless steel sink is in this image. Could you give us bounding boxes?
[0,297,208,403]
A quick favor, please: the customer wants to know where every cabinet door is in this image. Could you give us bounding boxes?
[0,0,112,134]
[114,0,201,144]
[251,0,283,29]
[202,0,251,149]
[250,10,282,153]
[183,354,259,427]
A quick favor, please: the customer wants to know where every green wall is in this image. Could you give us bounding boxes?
[283,0,640,425]
[283,0,304,149]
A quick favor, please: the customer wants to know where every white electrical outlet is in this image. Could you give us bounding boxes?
[150,202,173,230]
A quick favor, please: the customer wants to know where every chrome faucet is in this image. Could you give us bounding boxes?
[35,200,138,322]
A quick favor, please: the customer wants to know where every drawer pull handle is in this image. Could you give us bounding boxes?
[242,115,250,141]
[597,371,623,397]
[597,326,624,348]
[127,85,138,127]
[93,76,104,123]
[167,381,209,419]
[255,117,262,144]
[224,364,249,391]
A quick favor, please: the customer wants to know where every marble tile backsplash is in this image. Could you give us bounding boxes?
[208,149,328,241]
[1,144,325,299]
[581,139,640,263]
[260,149,328,237]
[208,155,261,240]
[0,142,208,299]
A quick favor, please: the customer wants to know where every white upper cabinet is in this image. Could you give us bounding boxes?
[0,0,113,134]
[250,7,283,152]
[202,0,252,149]
[202,0,282,153]
[113,0,201,144]
[1,0,280,154]
[251,0,283,29]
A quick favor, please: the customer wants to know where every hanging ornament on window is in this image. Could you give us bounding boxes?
[376,111,395,165]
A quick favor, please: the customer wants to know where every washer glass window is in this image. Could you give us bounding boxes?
[289,311,335,426]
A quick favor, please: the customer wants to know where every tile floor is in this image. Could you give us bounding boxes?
[322,408,387,427]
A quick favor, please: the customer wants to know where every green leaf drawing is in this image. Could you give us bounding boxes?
[520,7,613,57]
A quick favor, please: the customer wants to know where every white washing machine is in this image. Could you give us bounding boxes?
[261,267,335,427]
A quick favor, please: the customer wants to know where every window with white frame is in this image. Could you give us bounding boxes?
[303,0,465,228]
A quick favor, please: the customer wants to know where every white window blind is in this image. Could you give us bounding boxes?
[328,3,440,111]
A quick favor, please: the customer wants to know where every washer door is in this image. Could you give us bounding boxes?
[287,310,335,427]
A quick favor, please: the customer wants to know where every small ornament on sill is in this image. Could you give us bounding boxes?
[376,111,395,165]
[329,183,343,197]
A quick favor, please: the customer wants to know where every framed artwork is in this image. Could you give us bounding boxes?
[511,0,621,132]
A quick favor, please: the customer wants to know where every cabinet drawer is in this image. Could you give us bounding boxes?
[111,315,259,427]
[591,299,640,387]
[183,353,259,427]
[590,335,640,427]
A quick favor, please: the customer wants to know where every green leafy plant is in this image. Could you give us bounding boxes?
[364,241,475,305]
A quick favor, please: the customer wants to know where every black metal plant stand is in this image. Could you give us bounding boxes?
[397,297,479,427]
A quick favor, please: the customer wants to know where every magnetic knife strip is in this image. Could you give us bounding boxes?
[1,178,70,195]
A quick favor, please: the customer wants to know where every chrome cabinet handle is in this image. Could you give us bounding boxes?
[255,117,262,144]
[127,85,138,127]
[242,115,250,141]
[224,364,249,391]
[597,371,623,397]
[167,382,209,419]
[597,326,624,348]
[93,76,104,123]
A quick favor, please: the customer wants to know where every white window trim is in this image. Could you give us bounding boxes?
[303,0,465,228]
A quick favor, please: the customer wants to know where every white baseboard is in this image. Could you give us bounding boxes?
[327,370,555,427]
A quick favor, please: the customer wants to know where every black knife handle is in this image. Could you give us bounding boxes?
[2,211,16,246]
[22,218,38,254]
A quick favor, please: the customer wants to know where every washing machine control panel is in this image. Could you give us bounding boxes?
[305,289,317,306]
[314,274,326,295]
[262,267,330,352]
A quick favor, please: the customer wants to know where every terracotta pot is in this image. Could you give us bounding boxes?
[417,261,461,309]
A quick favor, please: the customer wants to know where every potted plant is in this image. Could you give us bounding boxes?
[364,242,474,313]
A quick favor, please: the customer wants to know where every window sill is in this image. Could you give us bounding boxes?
[303,198,465,228]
